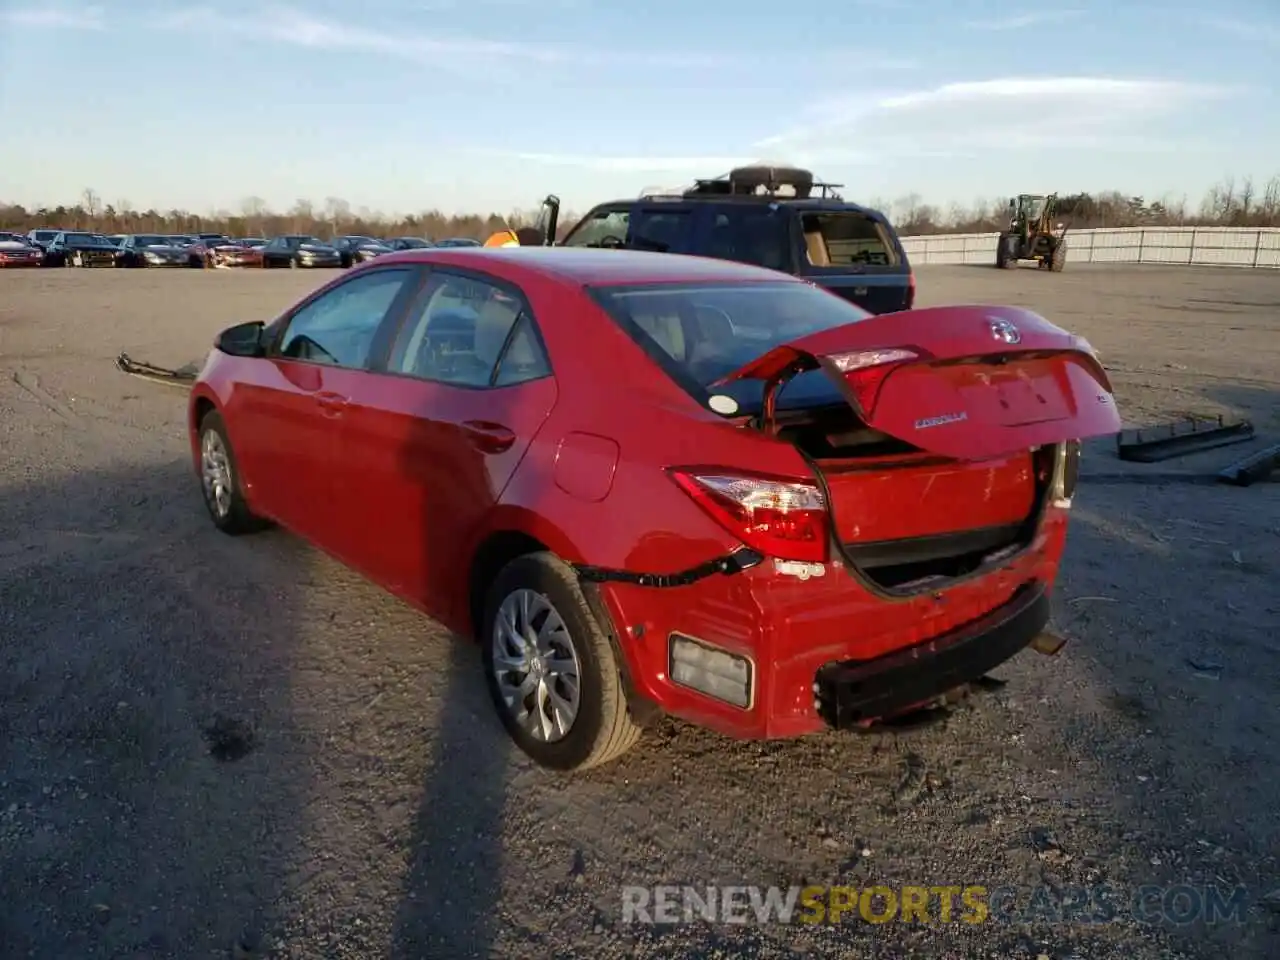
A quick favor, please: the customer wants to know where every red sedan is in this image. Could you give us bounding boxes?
[187,248,1120,771]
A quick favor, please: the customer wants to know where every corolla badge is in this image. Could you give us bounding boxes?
[988,317,1021,345]
[914,411,968,430]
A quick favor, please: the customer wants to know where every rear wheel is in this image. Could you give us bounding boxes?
[197,410,270,535]
[481,552,642,771]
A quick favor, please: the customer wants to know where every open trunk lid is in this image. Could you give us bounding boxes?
[714,304,1119,461]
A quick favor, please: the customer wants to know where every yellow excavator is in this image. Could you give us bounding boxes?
[996,194,1068,271]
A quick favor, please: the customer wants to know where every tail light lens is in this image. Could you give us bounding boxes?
[825,347,921,416]
[669,470,828,563]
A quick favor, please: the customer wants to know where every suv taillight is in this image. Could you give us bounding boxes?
[668,469,828,563]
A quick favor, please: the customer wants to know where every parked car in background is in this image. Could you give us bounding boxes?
[259,235,342,269]
[554,165,916,315]
[211,240,265,269]
[432,237,482,248]
[184,235,233,268]
[26,228,62,254]
[185,246,1119,771]
[384,236,433,251]
[0,232,45,267]
[332,235,394,267]
[115,234,192,267]
[44,231,118,267]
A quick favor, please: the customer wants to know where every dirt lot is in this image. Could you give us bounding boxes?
[1,264,1278,960]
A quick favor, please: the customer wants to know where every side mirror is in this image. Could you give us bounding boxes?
[214,320,268,358]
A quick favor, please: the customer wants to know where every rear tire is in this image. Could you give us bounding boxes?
[197,410,271,536]
[481,552,642,772]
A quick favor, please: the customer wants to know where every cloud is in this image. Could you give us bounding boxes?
[0,3,105,30]
[964,10,1084,30]
[157,4,733,72]
[753,76,1235,160]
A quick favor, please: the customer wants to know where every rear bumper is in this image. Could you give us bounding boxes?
[592,509,1069,740]
[813,581,1049,729]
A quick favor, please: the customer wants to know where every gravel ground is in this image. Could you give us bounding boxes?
[0,264,1277,960]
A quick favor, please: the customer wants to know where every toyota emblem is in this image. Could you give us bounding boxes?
[989,317,1021,345]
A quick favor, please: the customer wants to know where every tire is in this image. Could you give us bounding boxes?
[196,410,270,535]
[1049,239,1067,272]
[481,552,642,771]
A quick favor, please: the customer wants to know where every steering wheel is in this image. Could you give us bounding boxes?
[597,235,626,249]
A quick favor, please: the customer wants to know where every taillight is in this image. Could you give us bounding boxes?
[825,347,921,416]
[905,271,916,310]
[668,470,828,563]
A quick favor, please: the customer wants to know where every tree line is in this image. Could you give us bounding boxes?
[2,175,1278,241]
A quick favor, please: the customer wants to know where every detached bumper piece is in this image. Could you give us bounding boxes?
[115,353,200,389]
[1218,443,1280,487]
[1115,416,1253,463]
[814,582,1051,729]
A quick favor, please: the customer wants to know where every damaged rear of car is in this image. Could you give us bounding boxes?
[577,278,1118,744]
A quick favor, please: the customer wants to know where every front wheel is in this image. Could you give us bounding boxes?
[481,552,642,771]
[197,410,271,535]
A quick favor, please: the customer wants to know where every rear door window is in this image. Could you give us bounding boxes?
[703,207,795,272]
[800,212,899,267]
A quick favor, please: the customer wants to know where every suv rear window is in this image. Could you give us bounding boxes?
[590,281,870,390]
[800,212,898,267]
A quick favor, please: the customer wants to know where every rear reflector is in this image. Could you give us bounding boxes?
[669,469,828,563]
[669,634,752,708]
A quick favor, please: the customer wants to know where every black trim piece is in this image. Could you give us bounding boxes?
[573,548,763,588]
[814,581,1050,729]
[841,524,1024,570]
[578,581,663,728]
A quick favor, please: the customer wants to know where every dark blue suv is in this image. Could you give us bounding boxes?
[540,166,915,315]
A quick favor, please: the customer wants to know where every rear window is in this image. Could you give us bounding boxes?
[800,212,898,267]
[590,281,871,392]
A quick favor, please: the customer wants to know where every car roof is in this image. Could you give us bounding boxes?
[374,247,807,287]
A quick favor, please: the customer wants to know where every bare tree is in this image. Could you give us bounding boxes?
[81,188,101,219]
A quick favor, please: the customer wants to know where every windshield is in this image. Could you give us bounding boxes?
[590,281,872,410]
[136,235,170,246]
[33,230,57,241]
[65,233,113,246]
[0,233,27,244]
[296,237,328,247]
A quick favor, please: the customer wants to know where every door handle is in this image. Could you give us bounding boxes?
[460,420,516,454]
[315,391,349,417]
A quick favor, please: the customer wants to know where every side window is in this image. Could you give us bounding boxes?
[493,315,551,386]
[628,209,692,253]
[562,207,630,247]
[277,268,412,369]
[390,272,541,387]
[705,209,791,271]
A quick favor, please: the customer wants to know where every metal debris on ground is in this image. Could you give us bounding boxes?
[115,352,200,389]
[1217,442,1280,487]
[1114,416,1254,463]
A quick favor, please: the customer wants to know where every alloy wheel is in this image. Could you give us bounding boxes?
[200,429,233,519]
[491,589,582,743]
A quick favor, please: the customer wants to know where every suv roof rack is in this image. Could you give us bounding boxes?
[639,165,845,202]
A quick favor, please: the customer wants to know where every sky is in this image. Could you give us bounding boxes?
[1,0,1277,218]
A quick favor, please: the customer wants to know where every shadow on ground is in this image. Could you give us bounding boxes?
[0,458,312,956]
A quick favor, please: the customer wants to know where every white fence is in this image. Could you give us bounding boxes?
[899,226,1280,269]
